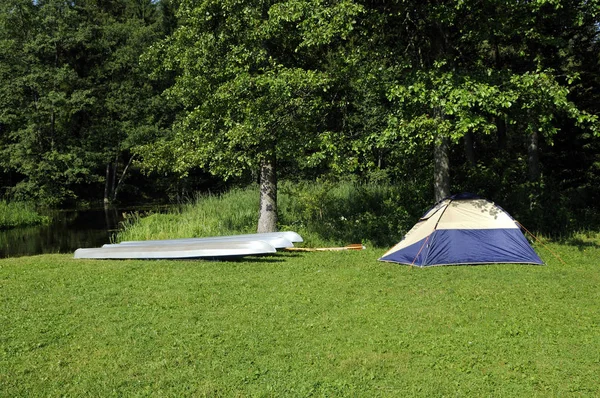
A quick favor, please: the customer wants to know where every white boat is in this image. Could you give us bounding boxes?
[74,240,276,260]
[104,236,293,249]
[114,231,303,246]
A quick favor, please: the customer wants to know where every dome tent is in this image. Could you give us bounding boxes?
[379,193,543,267]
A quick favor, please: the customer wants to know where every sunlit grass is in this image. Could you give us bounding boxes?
[45,183,599,395]
[1,241,599,396]
[115,181,427,248]
[115,188,259,243]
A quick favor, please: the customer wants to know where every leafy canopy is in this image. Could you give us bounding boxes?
[138,0,363,178]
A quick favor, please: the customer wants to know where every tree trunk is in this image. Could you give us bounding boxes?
[111,153,118,198]
[528,130,540,182]
[496,117,507,150]
[112,154,135,202]
[464,131,476,167]
[257,157,278,233]
[434,135,450,202]
[103,163,110,206]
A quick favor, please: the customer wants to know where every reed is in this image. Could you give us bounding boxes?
[0,200,50,229]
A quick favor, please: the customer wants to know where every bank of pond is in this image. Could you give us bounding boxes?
[0,207,126,258]
[2,181,598,259]
[0,201,50,230]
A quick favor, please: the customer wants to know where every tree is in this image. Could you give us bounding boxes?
[0,0,173,205]
[85,0,176,205]
[0,0,95,204]
[357,0,600,202]
[139,0,362,231]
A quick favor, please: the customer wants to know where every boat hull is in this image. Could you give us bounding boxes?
[74,240,276,259]
[117,231,303,246]
[105,235,294,249]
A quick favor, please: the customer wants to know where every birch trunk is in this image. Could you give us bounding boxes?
[433,105,450,202]
[257,158,278,233]
[464,131,476,167]
[103,163,110,206]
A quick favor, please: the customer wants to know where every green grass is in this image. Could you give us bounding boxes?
[0,200,50,229]
[116,187,260,243]
[1,240,599,397]
[116,181,427,247]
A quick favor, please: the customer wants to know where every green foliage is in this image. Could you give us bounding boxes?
[0,0,598,229]
[116,180,430,248]
[137,0,362,179]
[1,239,600,396]
[451,119,600,235]
[384,64,598,156]
[278,179,428,247]
[0,0,173,205]
[0,201,49,229]
[116,187,260,242]
[0,0,95,204]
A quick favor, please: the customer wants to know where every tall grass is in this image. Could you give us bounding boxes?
[0,200,50,229]
[115,181,429,247]
[116,187,260,242]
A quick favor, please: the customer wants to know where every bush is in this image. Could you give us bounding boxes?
[279,179,427,247]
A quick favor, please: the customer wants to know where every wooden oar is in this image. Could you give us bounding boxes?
[284,244,365,252]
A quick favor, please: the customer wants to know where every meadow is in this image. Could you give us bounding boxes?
[2,185,599,396]
[1,239,599,396]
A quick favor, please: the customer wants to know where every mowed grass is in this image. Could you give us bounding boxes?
[1,242,599,397]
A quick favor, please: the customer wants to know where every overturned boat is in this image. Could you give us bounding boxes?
[106,233,296,250]
[74,240,276,260]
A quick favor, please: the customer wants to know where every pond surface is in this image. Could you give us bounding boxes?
[0,208,130,258]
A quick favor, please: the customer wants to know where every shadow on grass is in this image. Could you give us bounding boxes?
[202,254,289,263]
[563,237,600,251]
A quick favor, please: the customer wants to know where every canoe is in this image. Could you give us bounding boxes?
[74,240,276,260]
[102,236,292,249]
[115,231,303,246]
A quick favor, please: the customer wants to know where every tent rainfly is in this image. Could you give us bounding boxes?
[379,193,543,267]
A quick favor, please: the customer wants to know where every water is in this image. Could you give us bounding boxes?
[0,208,127,258]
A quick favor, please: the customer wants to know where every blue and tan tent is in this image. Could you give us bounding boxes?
[379,193,543,267]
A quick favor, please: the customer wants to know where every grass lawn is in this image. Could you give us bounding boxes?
[1,242,599,397]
